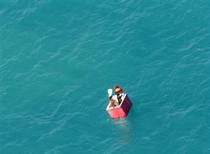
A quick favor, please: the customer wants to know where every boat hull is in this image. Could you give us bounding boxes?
[106,94,132,118]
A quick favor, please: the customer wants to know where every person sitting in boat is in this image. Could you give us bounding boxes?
[114,85,123,104]
[107,88,120,107]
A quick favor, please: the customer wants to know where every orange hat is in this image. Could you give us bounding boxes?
[114,85,123,93]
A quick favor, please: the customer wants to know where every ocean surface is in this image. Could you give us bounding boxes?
[1,0,210,153]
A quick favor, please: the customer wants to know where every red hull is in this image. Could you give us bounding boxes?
[106,94,132,119]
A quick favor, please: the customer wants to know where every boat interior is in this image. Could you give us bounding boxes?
[107,93,126,109]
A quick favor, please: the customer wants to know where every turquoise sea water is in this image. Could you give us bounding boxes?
[1,0,210,153]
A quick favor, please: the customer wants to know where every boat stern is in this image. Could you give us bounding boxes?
[106,94,132,118]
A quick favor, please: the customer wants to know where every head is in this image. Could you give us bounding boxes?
[114,85,123,94]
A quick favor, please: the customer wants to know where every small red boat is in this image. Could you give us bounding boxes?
[106,94,132,119]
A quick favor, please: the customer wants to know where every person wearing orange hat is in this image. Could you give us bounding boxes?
[114,85,123,104]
